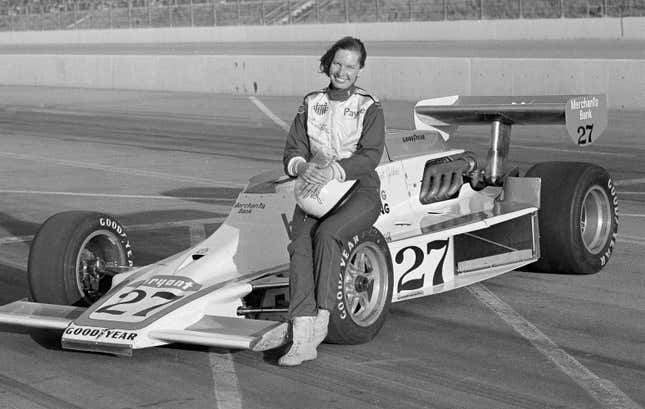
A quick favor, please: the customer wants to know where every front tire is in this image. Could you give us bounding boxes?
[28,211,134,305]
[326,227,393,344]
[526,162,618,275]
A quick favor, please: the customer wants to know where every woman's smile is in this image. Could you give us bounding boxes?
[329,49,362,89]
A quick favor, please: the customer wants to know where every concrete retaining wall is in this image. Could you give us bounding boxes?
[0,19,643,109]
[1,54,643,109]
[2,17,645,44]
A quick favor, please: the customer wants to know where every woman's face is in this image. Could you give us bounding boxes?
[329,48,362,90]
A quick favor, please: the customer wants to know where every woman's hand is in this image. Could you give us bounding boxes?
[296,162,334,185]
[297,181,323,199]
[296,162,334,199]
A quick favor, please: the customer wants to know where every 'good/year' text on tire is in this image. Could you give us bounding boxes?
[526,162,618,275]
[28,211,134,306]
[326,227,393,344]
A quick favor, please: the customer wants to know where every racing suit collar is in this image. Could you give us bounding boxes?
[326,84,356,101]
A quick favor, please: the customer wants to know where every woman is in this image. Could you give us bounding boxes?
[281,37,385,366]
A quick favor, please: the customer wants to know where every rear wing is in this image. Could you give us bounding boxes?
[414,95,607,147]
[414,95,608,185]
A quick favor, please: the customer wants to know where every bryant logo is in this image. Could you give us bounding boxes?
[313,102,328,116]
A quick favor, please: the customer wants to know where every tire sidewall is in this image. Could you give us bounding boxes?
[327,227,393,344]
[526,162,619,275]
[29,211,134,305]
[568,167,619,273]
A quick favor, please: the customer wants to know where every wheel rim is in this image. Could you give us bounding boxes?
[580,186,612,254]
[75,229,127,303]
[343,242,389,327]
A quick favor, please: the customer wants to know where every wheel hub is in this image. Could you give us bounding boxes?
[342,242,389,327]
[75,230,128,303]
[580,186,612,254]
[354,275,371,292]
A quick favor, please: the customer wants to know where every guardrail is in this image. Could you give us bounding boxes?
[0,0,643,31]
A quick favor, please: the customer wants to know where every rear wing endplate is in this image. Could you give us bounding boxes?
[414,95,607,147]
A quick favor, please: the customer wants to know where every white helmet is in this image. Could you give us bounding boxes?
[294,178,357,218]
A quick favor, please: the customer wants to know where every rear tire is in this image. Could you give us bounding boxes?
[28,211,134,305]
[525,162,618,275]
[326,227,393,344]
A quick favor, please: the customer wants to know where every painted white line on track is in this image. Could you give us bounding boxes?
[620,238,645,246]
[186,225,243,409]
[476,142,635,157]
[620,234,645,240]
[0,151,245,188]
[0,189,235,202]
[515,145,635,157]
[209,353,244,409]
[615,178,645,186]
[620,213,645,217]
[618,234,645,246]
[0,235,32,245]
[5,106,103,117]
[468,283,642,409]
[129,217,226,231]
[249,96,290,132]
[0,217,226,245]
[0,255,26,271]
[618,191,645,195]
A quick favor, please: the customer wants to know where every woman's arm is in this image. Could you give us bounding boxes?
[337,101,385,180]
[283,102,310,177]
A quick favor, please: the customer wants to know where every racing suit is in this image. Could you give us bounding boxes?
[283,85,385,318]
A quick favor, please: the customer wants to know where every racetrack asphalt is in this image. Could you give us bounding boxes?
[0,85,643,409]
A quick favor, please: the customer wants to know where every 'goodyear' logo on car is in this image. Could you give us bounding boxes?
[63,325,138,343]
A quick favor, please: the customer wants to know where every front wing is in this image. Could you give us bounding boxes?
[0,300,288,356]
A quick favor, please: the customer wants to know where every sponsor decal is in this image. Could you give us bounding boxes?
[343,107,365,118]
[564,95,607,146]
[233,201,266,214]
[130,275,201,291]
[312,102,328,116]
[570,97,599,121]
[337,235,360,320]
[99,217,125,235]
[600,178,619,266]
[99,217,134,265]
[380,190,390,215]
[570,97,600,111]
[311,121,329,134]
[401,133,425,143]
[92,276,201,322]
[377,164,401,179]
[64,325,138,343]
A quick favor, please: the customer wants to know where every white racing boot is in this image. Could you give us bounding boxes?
[313,309,330,347]
[278,316,317,366]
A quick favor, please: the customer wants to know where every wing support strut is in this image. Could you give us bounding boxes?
[486,120,512,185]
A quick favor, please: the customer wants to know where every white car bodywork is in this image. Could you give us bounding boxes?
[0,94,607,355]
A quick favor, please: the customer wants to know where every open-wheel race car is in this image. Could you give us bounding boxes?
[0,94,618,355]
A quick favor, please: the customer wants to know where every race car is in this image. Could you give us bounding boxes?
[0,94,618,356]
